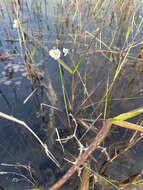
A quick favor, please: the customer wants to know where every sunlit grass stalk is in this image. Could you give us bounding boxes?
[72,37,95,74]
[111,44,132,87]
[125,11,136,42]
[111,120,143,132]
[71,59,89,105]
[13,1,34,81]
[110,105,143,122]
[58,63,71,128]
[14,1,40,79]
[131,178,143,185]
[133,16,143,40]
[94,0,106,19]
[30,42,37,57]
[78,0,82,37]
[58,59,72,74]
[92,0,100,15]
[13,1,23,57]
[86,167,121,190]
[36,1,42,34]
[92,45,131,115]
[94,43,132,113]
[3,0,12,24]
[61,0,64,7]
[70,74,75,112]
[104,74,109,119]
[109,27,118,48]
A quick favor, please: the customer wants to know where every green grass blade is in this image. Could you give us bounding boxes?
[131,178,143,185]
[57,58,72,74]
[110,106,143,122]
[31,42,37,57]
[86,166,121,190]
[58,63,69,122]
[125,12,135,41]
[104,74,109,119]
[111,120,143,132]
[72,53,86,74]
[72,38,95,74]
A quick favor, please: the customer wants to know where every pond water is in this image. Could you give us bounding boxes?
[0,0,143,190]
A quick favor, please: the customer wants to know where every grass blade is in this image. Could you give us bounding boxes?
[125,12,135,41]
[110,106,143,122]
[57,58,72,74]
[58,63,71,128]
[111,120,143,132]
[72,38,95,74]
[104,74,109,119]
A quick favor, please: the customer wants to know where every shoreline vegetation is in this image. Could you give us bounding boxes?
[1,0,143,189]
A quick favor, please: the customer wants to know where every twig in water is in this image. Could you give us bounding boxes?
[55,128,64,152]
[0,112,60,168]
[0,171,35,185]
[96,146,110,161]
[49,120,111,190]
[0,162,37,184]
[23,87,38,104]
[59,113,85,156]
[79,113,102,141]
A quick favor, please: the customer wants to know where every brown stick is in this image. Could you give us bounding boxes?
[49,120,111,190]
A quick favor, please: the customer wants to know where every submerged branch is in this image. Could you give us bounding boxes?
[49,120,111,190]
[0,112,60,168]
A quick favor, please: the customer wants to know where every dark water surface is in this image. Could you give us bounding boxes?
[0,0,143,190]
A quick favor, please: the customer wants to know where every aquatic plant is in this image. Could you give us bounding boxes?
[63,48,69,56]
[13,19,18,28]
[49,49,61,60]
[1,0,143,190]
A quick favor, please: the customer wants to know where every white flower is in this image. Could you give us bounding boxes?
[49,49,61,60]
[13,19,18,28]
[63,48,69,56]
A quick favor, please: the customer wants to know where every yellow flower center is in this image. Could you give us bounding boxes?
[54,51,58,56]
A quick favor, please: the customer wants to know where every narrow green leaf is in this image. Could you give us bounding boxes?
[131,178,143,185]
[110,106,143,122]
[125,12,135,41]
[72,38,95,74]
[31,43,37,57]
[57,58,72,74]
[104,74,109,119]
[72,53,86,74]
[58,63,70,124]
[111,120,143,132]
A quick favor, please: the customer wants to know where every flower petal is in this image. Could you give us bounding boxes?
[49,49,61,60]
[63,48,69,56]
